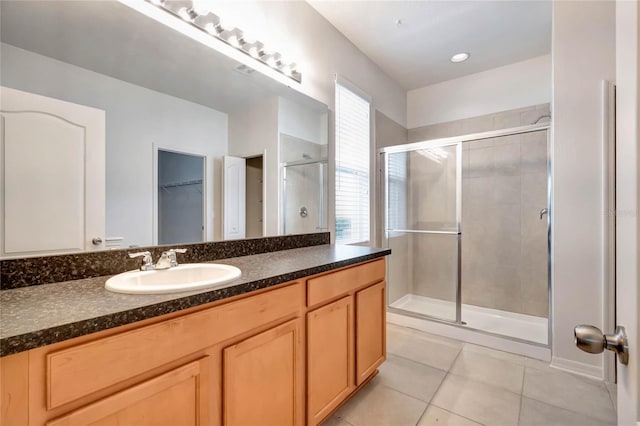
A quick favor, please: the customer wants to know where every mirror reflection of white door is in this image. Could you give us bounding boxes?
[0,87,105,258]
[222,155,246,240]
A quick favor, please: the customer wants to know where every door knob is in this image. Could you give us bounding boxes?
[91,237,103,246]
[574,325,629,365]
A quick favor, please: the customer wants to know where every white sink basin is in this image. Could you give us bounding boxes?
[105,263,241,295]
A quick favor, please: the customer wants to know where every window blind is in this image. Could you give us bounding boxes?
[335,82,370,244]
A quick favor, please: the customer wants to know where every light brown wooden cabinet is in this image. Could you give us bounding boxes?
[307,296,355,425]
[0,258,386,426]
[223,318,304,426]
[306,261,386,425]
[355,281,386,385]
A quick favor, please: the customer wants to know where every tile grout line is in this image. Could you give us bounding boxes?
[413,345,465,426]
[373,381,434,406]
[517,365,527,426]
[520,366,617,425]
[521,392,616,424]
[445,370,523,398]
[386,349,453,373]
[395,324,614,425]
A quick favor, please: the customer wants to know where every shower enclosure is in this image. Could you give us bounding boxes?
[282,159,328,235]
[381,124,550,345]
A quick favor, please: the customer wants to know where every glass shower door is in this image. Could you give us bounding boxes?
[383,142,462,323]
[282,160,328,235]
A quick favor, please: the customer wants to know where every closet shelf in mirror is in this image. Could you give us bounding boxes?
[158,179,203,189]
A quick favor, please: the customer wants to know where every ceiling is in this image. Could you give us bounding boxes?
[307,0,551,90]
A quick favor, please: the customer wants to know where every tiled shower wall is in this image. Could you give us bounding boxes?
[280,134,327,235]
[395,104,550,318]
[460,130,548,317]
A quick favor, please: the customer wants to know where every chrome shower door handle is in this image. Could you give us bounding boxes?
[539,208,548,220]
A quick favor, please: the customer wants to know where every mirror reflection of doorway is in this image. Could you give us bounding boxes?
[157,150,205,245]
[245,156,264,239]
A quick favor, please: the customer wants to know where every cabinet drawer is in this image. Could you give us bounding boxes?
[307,259,385,307]
[46,283,302,409]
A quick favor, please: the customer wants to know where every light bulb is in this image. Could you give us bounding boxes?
[227,34,241,47]
[241,31,256,44]
[191,0,212,15]
[284,63,297,77]
[266,56,278,68]
[177,7,195,22]
[204,22,219,35]
[218,17,236,32]
[248,46,261,58]
[149,0,164,5]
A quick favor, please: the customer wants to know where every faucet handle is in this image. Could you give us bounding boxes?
[128,251,154,270]
[162,248,187,268]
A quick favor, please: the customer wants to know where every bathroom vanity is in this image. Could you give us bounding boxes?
[0,242,389,426]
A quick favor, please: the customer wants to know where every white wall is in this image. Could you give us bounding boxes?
[228,97,279,236]
[199,1,406,127]
[1,43,228,247]
[278,96,327,145]
[551,2,616,378]
[407,55,551,129]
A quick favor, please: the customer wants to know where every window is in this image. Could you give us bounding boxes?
[335,81,370,244]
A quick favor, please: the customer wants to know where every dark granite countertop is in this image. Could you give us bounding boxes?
[1,244,390,356]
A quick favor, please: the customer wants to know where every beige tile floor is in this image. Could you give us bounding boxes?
[324,324,617,426]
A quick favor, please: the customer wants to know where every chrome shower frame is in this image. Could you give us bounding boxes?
[379,123,552,347]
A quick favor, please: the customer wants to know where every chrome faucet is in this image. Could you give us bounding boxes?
[129,251,155,271]
[155,248,187,270]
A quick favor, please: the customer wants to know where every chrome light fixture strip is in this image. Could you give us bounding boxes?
[147,0,302,83]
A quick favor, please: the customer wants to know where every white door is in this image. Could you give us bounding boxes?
[614,3,638,424]
[575,7,639,423]
[222,155,246,240]
[0,87,105,258]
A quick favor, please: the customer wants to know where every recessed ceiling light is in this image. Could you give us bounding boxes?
[450,52,470,63]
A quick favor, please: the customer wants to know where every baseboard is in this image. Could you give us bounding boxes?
[550,356,603,380]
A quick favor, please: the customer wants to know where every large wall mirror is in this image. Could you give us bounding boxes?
[0,0,329,258]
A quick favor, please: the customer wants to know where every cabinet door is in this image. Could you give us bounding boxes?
[307,296,355,425]
[223,318,303,426]
[46,358,211,426]
[356,281,386,385]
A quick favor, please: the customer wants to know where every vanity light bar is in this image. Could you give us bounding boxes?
[147,0,302,83]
